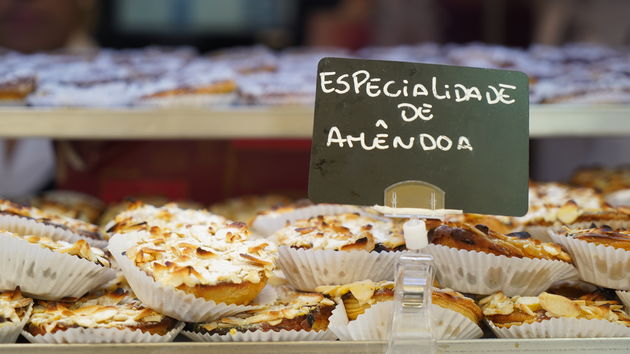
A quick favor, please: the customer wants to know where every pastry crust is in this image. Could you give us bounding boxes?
[429,222,572,262]
[186,288,335,335]
[562,226,630,251]
[480,291,630,328]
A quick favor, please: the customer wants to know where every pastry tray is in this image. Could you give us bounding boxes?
[3,338,630,354]
[0,104,629,139]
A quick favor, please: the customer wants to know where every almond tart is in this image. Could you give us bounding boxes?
[108,205,277,322]
[481,291,630,338]
[318,280,483,340]
[0,231,115,300]
[23,279,182,343]
[424,223,576,296]
[209,194,292,224]
[0,289,33,343]
[0,199,104,247]
[183,287,335,342]
[272,212,403,291]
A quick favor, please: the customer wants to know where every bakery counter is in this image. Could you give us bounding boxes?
[3,338,630,354]
[0,104,629,139]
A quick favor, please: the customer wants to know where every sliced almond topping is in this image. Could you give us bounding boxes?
[539,292,581,318]
[240,253,272,267]
[557,200,581,224]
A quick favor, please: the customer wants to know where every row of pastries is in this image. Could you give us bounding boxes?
[3,171,630,343]
[1,42,629,107]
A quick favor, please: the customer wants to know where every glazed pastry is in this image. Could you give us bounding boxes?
[185,288,335,335]
[528,182,604,209]
[25,280,177,336]
[561,226,630,251]
[518,200,630,228]
[480,291,630,328]
[428,223,572,263]
[316,280,482,325]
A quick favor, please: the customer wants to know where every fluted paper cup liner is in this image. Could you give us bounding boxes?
[423,244,577,296]
[182,328,336,342]
[328,299,481,340]
[487,317,630,338]
[564,221,630,231]
[251,204,367,237]
[616,290,630,309]
[606,189,630,207]
[277,246,400,291]
[0,304,32,343]
[328,299,392,341]
[0,232,116,300]
[0,213,107,248]
[22,322,184,344]
[550,231,630,289]
[431,305,483,339]
[108,233,256,322]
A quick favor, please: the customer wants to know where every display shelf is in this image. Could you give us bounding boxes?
[0,104,628,139]
[3,338,630,354]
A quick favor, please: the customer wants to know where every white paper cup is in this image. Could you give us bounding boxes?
[328,299,481,341]
[277,246,400,291]
[486,317,630,338]
[423,244,577,296]
[0,232,116,300]
[21,322,184,344]
[182,328,336,342]
[0,304,32,343]
[108,232,257,322]
[615,290,630,309]
[251,204,366,237]
[0,213,106,248]
[550,231,630,289]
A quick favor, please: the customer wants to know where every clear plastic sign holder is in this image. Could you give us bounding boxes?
[373,183,462,354]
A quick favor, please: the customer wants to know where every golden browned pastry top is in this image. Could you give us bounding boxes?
[125,221,276,289]
[480,291,630,328]
[209,194,292,224]
[518,200,630,227]
[528,182,604,209]
[0,199,101,240]
[192,287,335,335]
[30,191,105,225]
[0,289,33,327]
[273,213,404,252]
[571,167,630,194]
[429,222,572,263]
[106,202,228,236]
[562,226,630,251]
[4,230,110,267]
[449,214,519,235]
[316,280,482,324]
[27,280,173,334]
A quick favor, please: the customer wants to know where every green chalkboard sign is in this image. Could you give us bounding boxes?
[308,57,529,216]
